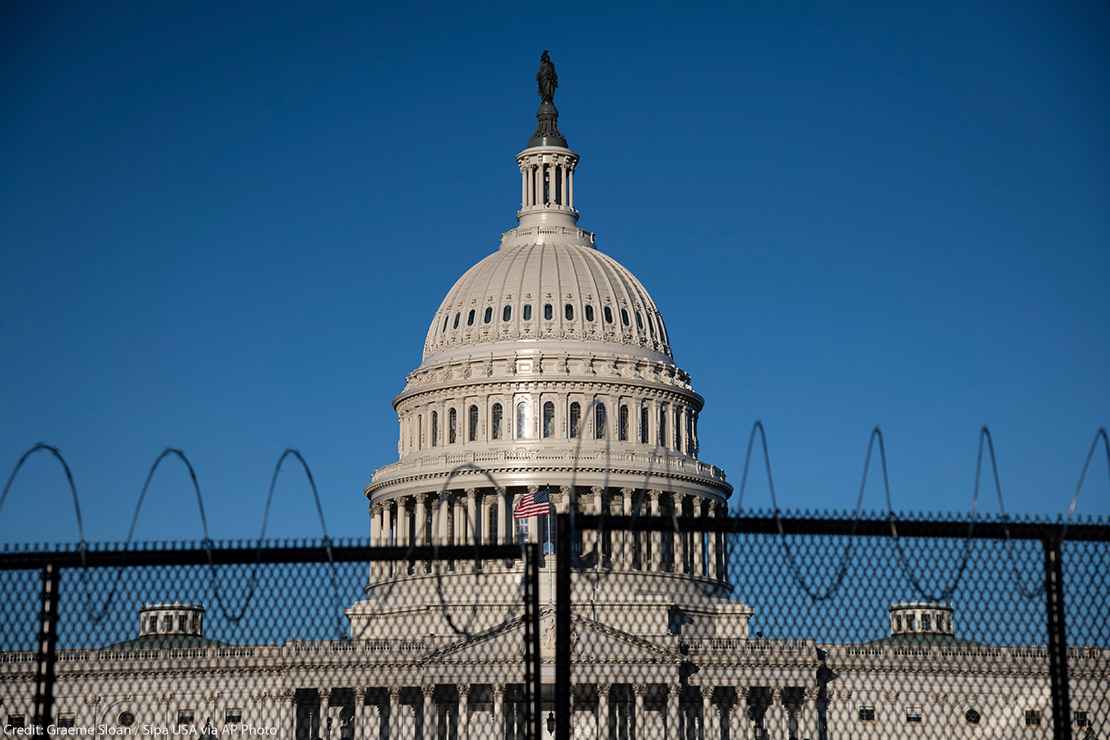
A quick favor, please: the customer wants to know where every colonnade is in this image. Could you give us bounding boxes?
[520,158,574,210]
[294,682,811,739]
[369,486,728,582]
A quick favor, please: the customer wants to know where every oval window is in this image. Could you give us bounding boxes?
[467,309,475,326]
[484,307,493,323]
[621,308,629,326]
[502,305,512,322]
[565,304,574,321]
[442,315,449,332]
[544,303,553,320]
[523,304,532,321]
[453,312,460,329]
[635,312,644,331]
[603,306,613,324]
[584,305,594,322]
[118,712,136,728]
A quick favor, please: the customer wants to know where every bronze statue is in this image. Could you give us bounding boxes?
[537,50,558,102]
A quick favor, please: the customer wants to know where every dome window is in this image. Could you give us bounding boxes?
[490,403,503,440]
[442,315,449,332]
[584,304,594,322]
[544,303,553,320]
[635,312,644,331]
[569,402,581,438]
[542,401,555,438]
[640,406,649,443]
[621,308,630,326]
[453,313,460,329]
[603,306,613,324]
[431,411,438,447]
[483,307,493,324]
[468,405,479,442]
[618,405,629,441]
[448,408,457,444]
[523,304,532,321]
[502,305,512,322]
[515,400,531,439]
[673,407,681,449]
[594,403,607,439]
[565,304,574,321]
[467,310,475,326]
[658,405,667,447]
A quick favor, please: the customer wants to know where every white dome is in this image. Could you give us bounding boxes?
[421,229,672,367]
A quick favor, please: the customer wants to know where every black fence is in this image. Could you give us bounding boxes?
[554,513,1109,740]
[0,541,544,739]
[1,514,1107,740]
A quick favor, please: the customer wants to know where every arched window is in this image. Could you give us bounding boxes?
[674,407,681,449]
[594,403,607,439]
[431,411,438,447]
[635,312,644,331]
[584,304,594,322]
[448,408,457,444]
[483,307,493,324]
[515,400,531,439]
[603,306,613,324]
[502,305,512,322]
[453,312,460,329]
[491,403,503,440]
[543,303,553,320]
[647,318,656,339]
[467,309,475,326]
[442,315,449,332]
[659,404,667,447]
[618,405,629,441]
[621,308,630,326]
[640,405,649,443]
[568,402,581,438]
[564,303,574,321]
[468,405,479,442]
[543,401,555,438]
[523,304,532,321]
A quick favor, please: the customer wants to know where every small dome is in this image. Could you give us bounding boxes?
[422,238,672,366]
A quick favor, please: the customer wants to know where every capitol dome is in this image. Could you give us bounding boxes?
[421,235,673,366]
[358,54,737,629]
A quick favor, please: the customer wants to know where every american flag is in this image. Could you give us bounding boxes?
[513,488,550,519]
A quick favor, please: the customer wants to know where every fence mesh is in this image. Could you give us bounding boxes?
[0,542,542,739]
[555,513,1108,740]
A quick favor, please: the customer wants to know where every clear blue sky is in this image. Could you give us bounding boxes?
[2,2,1107,545]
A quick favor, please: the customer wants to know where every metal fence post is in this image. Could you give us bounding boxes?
[554,513,571,740]
[32,561,60,731]
[1042,531,1072,740]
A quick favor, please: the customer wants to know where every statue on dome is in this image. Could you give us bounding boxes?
[537,50,558,102]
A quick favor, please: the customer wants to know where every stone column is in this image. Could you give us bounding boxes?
[454,493,466,546]
[648,490,663,572]
[421,686,434,740]
[465,488,478,545]
[619,488,634,568]
[521,167,527,209]
[387,687,401,740]
[437,493,451,546]
[569,169,574,209]
[633,684,646,738]
[665,687,678,740]
[586,486,603,562]
[707,501,719,581]
[415,494,427,546]
[498,488,510,546]
[597,684,610,740]
[693,497,705,577]
[705,693,721,740]
[492,684,505,740]
[457,684,470,740]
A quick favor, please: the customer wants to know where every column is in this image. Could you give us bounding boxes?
[454,493,466,546]
[728,692,744,740]
[415,494,426,546]
[437,492,451,546]
[465,488,478,545]
[619,488,633,568]
[387,687,401,740]
[693,497,705,577]
[705,692,721,740]
[665,688,678,740]
[707,501,719,581]
[421,686,434,740]
[568,170,574,210]
[561,162,568,207]
[492,684,505,740]
[648,490,663,572]
[533,165,540,207]
[597,684,610,740]
[633,685,646,738]
[521,167,527,209]
[498,488,510,547]
[766,689,786,740]
[457,684,470,740]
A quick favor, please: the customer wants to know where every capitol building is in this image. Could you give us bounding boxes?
[1,54,1106,740]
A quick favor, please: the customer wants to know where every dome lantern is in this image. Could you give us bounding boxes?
[517,51,580,229]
